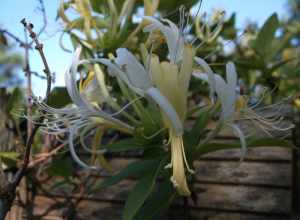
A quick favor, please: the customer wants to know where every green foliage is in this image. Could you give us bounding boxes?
[5,87,24,116]
[46,86,71,108]
[122,158,165,220]
[134,180,175,220]
[46,156,73,178]
[94,159,161,190]
[253,13,279,60]
[0,151,19,160]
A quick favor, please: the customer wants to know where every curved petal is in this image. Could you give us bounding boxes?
[170,135,191,196]
[146,87,183,135]
[229,123,247,161]
[97,58,145,96]
[68,126,97,169]
[115,48,151,90]
[143,16,184,63]
[65,47,98,115]
[194,57,216,99]
[226,62,237,92]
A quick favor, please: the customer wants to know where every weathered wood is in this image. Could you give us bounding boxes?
[194,161,291,187]
[201,147,291,162]
[95,158,291,187]
[37,176,291,214]
[191,183,291,214]
[33,195,290,220]
[31,144,293,219]
[14,134,292,220]
[292,110,300,218]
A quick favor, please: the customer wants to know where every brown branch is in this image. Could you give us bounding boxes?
[0,19,52,220]
[28,144,64,168]
[23,23,33,140]
[21,18,52,98]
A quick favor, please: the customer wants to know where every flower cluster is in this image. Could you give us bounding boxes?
[35,14,293,197]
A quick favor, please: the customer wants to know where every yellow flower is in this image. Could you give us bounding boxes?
[148,46,194,196]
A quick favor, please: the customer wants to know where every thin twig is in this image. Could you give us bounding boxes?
[0,28,31,49]
[21,18,52,98]
[0,19,52,220]
[23,24,33,140]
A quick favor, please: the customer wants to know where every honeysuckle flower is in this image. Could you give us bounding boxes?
[143,16,185,64]
[194,57,216,100]
[143,16,195,196]
[97,48,183,135]
[97,19,195,194]
[193,62,294,158]
[193,62,246,157]
[148,45,195,196]
[34,47,134,169]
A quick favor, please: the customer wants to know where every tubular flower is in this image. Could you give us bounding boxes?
[193,62,247,158]
[147,45,195,196]
[34,47,133,169]
[193,62,294,159]
[144,17,195,196]
[96,15,195,195]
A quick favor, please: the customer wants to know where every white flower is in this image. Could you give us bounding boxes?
[194,62,294,158]
[193,62,246,158]
[98,48,183,135]
[35,47,134,169]
[143,16,184,64]
[98,42,194,195]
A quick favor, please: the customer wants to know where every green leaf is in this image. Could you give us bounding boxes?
[143,147,166,159]
[123,158,165,220]
[185,108,213,147]
[195,138,294,157]
[93,159,160,190]
[253,13,279,58]
[47,87,71,108]
[134,180,175,220]
[46,157,73,178]
[6,87,24,116]
[221,13,237,40]
[0,152,19,161]
[104,138,159,152]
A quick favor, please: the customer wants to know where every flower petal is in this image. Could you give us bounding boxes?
[194,57,216,99]
[68,126,97,169]
[229,123,247,160]
[146,87,183,135]
[98,58,144,96]
[143,16,184,63]
[226,62,237,90]
[115,48,152,90]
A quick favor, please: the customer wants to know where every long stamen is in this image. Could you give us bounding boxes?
[109,96,143,117]
[143,127,167,139]
[179,136,195,174]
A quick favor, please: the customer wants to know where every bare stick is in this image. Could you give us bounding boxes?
[0,19,52,220]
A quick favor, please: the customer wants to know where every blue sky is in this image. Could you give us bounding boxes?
[0,0,288,96]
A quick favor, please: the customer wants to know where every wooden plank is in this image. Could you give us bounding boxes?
[201,147,291,162]
[38,176,291,215]
[292,149,300,219]
[191,183,291,215]
[84,158,292,187]
[98,159,291,187]
[194,160,291,187]
[33,195,290,220]
[172,209,289,220]
[292,110,300,218]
